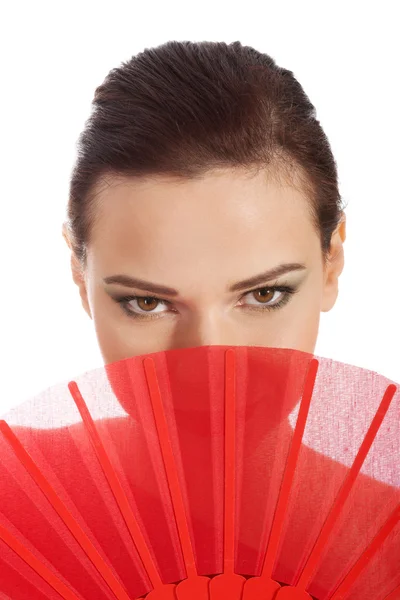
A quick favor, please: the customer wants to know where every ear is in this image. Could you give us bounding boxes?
[321,213,346,313]
[62,223,92,319]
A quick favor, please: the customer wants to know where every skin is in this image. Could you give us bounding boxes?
[62,167,346,366]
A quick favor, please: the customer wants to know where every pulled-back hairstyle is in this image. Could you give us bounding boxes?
[65,40,346,267]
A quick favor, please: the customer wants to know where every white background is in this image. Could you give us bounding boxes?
[0,1,399,415]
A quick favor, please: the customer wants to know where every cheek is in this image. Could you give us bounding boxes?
[289,283,322,354]
[90,295,134,365]
[91,295,171,365]
[247,307,320,354]
[287,313,320,354]
[260,281,322,353]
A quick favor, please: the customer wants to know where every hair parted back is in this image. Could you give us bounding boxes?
[65,40,346,268]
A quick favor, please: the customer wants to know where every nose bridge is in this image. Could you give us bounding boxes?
[172,308,240,349]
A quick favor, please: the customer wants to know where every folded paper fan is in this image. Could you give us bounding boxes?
[0,345,399,600]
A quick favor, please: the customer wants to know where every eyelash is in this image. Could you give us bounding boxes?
[114,283,299,321]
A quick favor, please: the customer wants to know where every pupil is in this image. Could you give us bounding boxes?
[257,288,273,302]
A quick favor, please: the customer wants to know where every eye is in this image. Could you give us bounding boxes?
[114,283,298,321]
[236,284,298,314]
[118,295,170,318]
[240,286,292,309]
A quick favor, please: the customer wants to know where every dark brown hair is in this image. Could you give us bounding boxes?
[65,40,346,267]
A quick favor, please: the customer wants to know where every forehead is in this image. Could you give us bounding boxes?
[87,168,318,268]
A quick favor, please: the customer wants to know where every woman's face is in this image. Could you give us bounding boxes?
[65,168,345,365]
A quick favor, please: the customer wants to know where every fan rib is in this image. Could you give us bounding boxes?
[262,358,319,578]
[295,383,398,591]
[224,348,236,574]
[0,419,132,600]
[143,357,198,579]
[68,380,163,588]
[0,518,81,600]
[383,583,400,599]
[329,503,400,600]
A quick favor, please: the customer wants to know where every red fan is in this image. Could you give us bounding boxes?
[0,345,399,600]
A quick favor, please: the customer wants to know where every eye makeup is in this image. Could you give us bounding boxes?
[110,281,300,321]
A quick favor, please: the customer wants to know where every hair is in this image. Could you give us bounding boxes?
[65,40,347,268]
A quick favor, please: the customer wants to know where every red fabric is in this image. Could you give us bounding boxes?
[0,345,399,599]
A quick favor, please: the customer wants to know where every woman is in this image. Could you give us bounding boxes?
[0,41,398,600]
[59,39,396,597]
[62,40,346,364]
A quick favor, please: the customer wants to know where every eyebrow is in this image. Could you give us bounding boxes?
[103,262,307,297]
